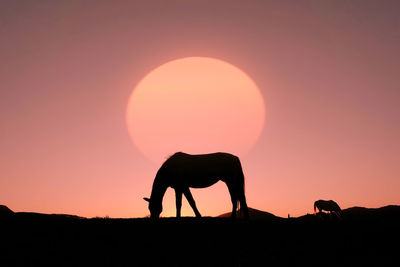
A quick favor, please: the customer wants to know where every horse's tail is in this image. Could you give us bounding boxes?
[235,156,248,218]
[314,202,317,215]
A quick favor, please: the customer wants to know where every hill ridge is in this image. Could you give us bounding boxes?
[1,204,399,220]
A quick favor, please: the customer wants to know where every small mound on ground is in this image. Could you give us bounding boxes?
[0,205,14,216]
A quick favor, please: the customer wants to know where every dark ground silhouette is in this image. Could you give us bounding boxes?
[1,205,399,266]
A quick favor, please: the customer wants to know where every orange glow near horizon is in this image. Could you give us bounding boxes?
[126,57,265,163]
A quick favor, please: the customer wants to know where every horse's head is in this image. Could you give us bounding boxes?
[143,197,162,219]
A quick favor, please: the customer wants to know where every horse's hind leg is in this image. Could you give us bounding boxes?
[238,186,249,219]
[227,181,248,219]
[175,189,182,218]
[183,188,201,217]
[226,183,238,219]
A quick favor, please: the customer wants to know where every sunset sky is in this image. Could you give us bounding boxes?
[1,1,399,218]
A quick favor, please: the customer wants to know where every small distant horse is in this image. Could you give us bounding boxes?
[144,152,249,219]
[314,200,343,219]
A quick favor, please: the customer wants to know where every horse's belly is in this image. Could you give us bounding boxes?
[188,176,220,188]
[167,159,232,188]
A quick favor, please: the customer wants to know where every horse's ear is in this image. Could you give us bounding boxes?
[143,197,150,202]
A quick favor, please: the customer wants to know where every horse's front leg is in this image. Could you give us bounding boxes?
[175,189,182,218]
[183,188,201,218]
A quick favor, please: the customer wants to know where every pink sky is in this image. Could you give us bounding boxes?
[1,1,399,218]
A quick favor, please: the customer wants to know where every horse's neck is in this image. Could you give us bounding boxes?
[151,176,168,203]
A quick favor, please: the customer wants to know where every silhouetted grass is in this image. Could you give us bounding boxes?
[1,206,399,266]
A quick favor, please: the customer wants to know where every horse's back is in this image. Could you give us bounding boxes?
[166,152,238,166]
[170,152,237,160]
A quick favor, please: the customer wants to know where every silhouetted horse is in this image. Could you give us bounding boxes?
[314,199,343,219]
[144,152,249,219]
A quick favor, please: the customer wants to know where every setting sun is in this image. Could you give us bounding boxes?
[126,57,265,163]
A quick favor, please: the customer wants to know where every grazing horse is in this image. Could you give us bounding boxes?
[144,152,249,219]
[314,200,343,219]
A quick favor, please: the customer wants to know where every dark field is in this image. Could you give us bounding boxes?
[1,206,399,267]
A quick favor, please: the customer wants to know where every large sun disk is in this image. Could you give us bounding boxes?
[127,57,265,163]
